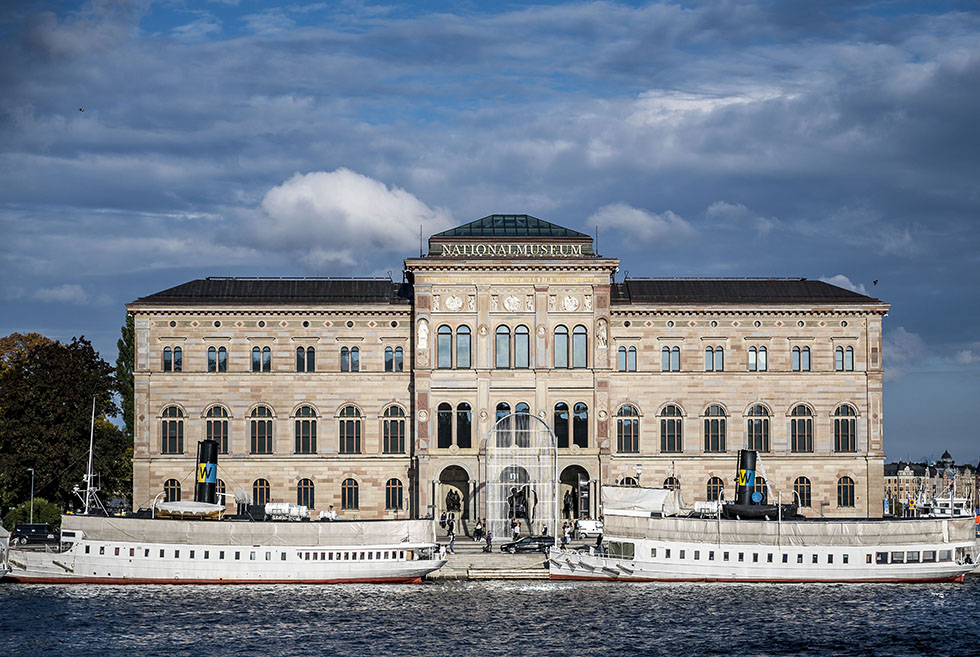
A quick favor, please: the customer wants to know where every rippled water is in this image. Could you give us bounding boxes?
[2,580,979,656]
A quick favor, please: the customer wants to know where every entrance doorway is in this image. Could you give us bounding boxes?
[560,465,591,519]
[438,465,470,527]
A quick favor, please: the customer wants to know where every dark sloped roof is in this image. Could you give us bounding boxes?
[611,279,881,305]
[431,214,590,239]
[132,278,411,305]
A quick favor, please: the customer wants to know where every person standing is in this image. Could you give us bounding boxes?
[448,527,456,554]
[484,529,493,553]
[513,520,520,542]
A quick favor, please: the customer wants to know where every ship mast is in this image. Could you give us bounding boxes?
[84,396,96,515]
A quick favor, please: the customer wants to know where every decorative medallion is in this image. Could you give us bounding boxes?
[819,321,826,327]
[504,295,521,312]
[368,321,376,327]
[418,410,428,422]
[325,321,332,327]
[537,325,546,337]
[479,324,489,336]
[645,321,653,327]
[191,321,199,327]
[445,295,463,312]
[562,295,579,312]
[689,321,696,327]
[732,321,739,327]
[280,321,288,327]
[236,321,243,327]
[480,410,489,421]
[598,410,608,421]
[539,410,547,419]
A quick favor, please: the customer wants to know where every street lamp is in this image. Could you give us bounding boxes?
[634,464,644,486]
[27,468,35,523]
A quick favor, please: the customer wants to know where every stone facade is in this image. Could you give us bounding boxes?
[129,215,888,523]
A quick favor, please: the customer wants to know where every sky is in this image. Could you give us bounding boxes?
[1,1,978,465]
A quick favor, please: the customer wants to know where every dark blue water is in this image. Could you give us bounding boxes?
[2,580,979,656]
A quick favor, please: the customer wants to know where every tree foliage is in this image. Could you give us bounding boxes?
[0,334,130,512]
[116,313,135,442]
[3,497,62,528]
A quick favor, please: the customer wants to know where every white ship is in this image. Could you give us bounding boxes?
[550,450,979,584]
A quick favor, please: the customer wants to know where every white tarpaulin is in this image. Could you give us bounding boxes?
[602,486,685,517]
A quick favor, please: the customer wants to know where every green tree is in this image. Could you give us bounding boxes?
[3,497,62,529]
[116,313,135,442]
[0,335,128,511]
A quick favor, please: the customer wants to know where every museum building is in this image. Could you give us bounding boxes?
[129,215,889,524]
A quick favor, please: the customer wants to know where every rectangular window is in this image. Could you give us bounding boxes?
[939,550,952,562]
[189,550,195,559]
[798,554,804,564]
[906,551,920,563]
[220,551,225,560]
[922,551,936,563]
[144,549,149,557]
[752,553,758,563]
[866,554,872,564]
[250,551,256,561]
[827,554,833,564]
[679,550,685,559]
[782,554,788,563]
[890,552,904,564]
[160,549,165,558]
[85,545,90,554]
[737,552,744,562]
[235,551,240,560]
[266,552,271,561]
[114,547,119,556]
[515,331,530,368]
[174,550,180,558]
[812,554,818,564]
[651,548,657,558]
[708,551,714,561]
[875,552,888,564]
[723,552,729,561]
[665,549,671,558]
[281,553,287,561]
[204,551,209,559]
[843,554,849,564]
[767,553,773,563]
[496,331,510,368]
[694,551,700,560]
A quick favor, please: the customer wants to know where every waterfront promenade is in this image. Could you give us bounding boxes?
[429,536,550,580]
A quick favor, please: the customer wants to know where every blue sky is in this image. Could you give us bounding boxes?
[1,1,978,464]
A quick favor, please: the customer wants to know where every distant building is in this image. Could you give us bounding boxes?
[883,450,977,516]
[128,215,889,521]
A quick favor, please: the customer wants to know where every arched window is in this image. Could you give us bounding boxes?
[617,405,639,453]
[619,477,638,487]
[339,406,361,454]
[217,479,227,505]
[664,477,680,490]
[294,405,317,454]
[572,325,588,368]
[703,405,726,453]
[660,404,683,453]
[514,402,531,447]
[161,406,184,454]
[163,346,172,372]
[437,402,452,449]
[297,346,315,372]
[515,325,530,368]
[250,405,273,454]
[748,346,767,372]
[252,346,270,373]
[217,346,227,372]
[163,478,181,503]
[745,404,770,452]
[253,478,270,506]
[573,402,589,448]
[705,346,724,372]
[341,347,350,372]
[752,476,768,504]
[385,346,394,372]
[662,345,680,371]
[394,346,404,371]
[263,346,271,372]
[437,325,452,368]
[706,476,724,501]
[456,326,471,369]
[350,347,360,372]
[554,326,569,368]
[208,346,227,373]
[834,404,857,452]
[835,346,854,371]
[790,405,813,453]
[385,479,403,510]
[554,402,570,448]
[171,346,182,372]
[495,402,511,442]
[205,405,229,454]
[297,346,306,372]
[618,346,627,371]
[341,478,359,510]
[837,476,855,507]
[297,478,315,508]
[619,346,637,372]
[793,346,811,372]
[794,476,812,507]
[495,326,511,368]
[456,402,472,449]
[383,406,406,454]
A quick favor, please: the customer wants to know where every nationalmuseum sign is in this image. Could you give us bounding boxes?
[430,242,592,258]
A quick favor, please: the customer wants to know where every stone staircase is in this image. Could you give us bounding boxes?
[427,537,550,580]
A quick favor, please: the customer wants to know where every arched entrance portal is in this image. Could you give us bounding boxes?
[483,413,558,542]
[560,465,591,520]
[438,465,470,524]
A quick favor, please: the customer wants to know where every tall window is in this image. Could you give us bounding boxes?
[207,346,227,372]
[790,405,813,453]
[456,402,472,449]
[252,478,270,506]
[573,402,589,448]
[838,476,855,507]
[836,345,854,371]
[706,476,724,501]
[339,406,361,454]
[164,479,181,503]
[617,405,639,453]
[341,346,360,372]
[793,346,811,372]
[554,402,570,448]
[495,326,511,368]
[745,404,770,452]
[748,346,767,372]
[250,405,273,454]
[554,326,569,368]
[341,478,359,510]
[705,346,724,371]
[437,403,452,449]
[296,346,315,372]
[252,346,271,372]
[217,479,227,505]
[661,345,680,371]
[572,325,588,368]
[294,405,317,454]
[205,405,229,454]
[834,404,857,452]
[514,402,530,447]
[383,406,406,453]
[161,406,184,454]
[703,405,726,453]
[456,326,471,369]
[660,404,683,453]
[386,479,403,510]
[619,346,637,372]
[515,325,530,368]
[495,402,511,440]
[437,325,452,368]
[163,346,182,372]
[385,346,405,372]
[297,478,314,508]
[794,476,812,507]
[664,477,680,490]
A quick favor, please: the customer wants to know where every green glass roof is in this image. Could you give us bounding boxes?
[431,215,590,239]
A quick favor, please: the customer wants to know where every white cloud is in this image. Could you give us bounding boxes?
[706,200,780,237]
[173,15,222,41]
[247,168,453,268]
[818,274,868,296]
[589,203,696,247]
[33,284,89,304]
[954,350,980,366]
[883,326,929,380]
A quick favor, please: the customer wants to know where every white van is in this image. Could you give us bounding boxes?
[574,519,603,539]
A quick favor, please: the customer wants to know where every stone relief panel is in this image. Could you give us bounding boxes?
[445,295,463,311]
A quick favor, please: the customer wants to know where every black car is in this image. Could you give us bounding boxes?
[499,535,555,554]
[9,523,59,545]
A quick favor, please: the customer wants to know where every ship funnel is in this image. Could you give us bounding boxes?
[194,439,219,504]
[734,449,759,506]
